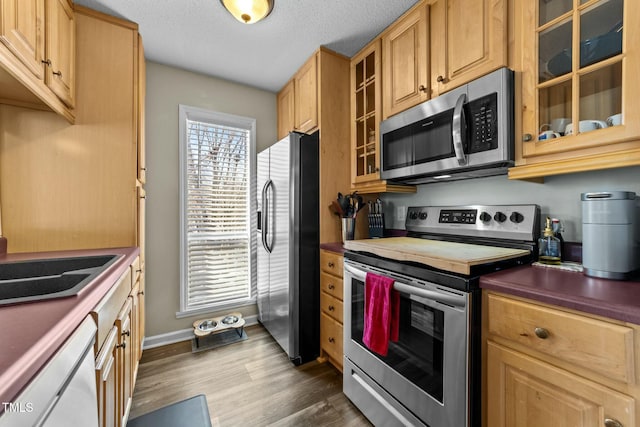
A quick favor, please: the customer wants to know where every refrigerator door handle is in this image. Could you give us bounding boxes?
[261,179,273,253]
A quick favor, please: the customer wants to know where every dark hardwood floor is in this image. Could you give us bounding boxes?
[130,324,372,426]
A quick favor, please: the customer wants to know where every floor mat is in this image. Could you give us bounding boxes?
[191,328,248,353]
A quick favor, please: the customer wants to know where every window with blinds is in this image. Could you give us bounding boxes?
[179,105,256,315]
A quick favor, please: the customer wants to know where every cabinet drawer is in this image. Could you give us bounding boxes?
[320,250,343,277]
[321,291,343,324]
[91,268,132,354]
[487,293,635,384]
[320,312,343,363]
[320,272,343,300]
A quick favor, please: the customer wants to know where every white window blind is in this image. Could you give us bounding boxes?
[179,105,256,315]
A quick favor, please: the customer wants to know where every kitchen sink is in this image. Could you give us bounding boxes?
[0,255,121,306]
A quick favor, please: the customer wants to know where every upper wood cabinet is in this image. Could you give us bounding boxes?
[276,47,351,243]
[510,0,640,179]
[352,40,381,185]
[136,34,146,184]
[0,0,45,79]
[382,3,429,119]
[294,54,318,133]
[0,7,141,253]
[0,0,75,119]
[276,79,294,140]
[350,39,416,194]
[429,0,507,97]
[276,54,318,138]
[44,0,75,107]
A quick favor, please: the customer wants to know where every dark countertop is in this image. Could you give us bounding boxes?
[320,242,345,254]
[0,247,139,405]
[480,264,640,324]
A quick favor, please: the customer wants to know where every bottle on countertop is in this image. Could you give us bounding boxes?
[539,216,562,265]
[551,218,565,261]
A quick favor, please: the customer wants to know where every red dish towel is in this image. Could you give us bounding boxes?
[362,272,400,356]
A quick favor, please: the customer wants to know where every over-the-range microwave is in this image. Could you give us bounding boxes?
[380,67,514,184]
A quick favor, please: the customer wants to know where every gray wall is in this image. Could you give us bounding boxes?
[145,61,276,337]
[381,165,640,242]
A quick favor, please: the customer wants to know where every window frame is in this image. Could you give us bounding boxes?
[177,104,257,318]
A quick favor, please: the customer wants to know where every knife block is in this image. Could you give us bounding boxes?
[368,213,385,238]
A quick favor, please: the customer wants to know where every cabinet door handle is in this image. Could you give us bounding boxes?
[523,133,533,142]
[52,70,62,77]
[41,59,52,67]
[138,290,145,296]
[121,330,130,337]
[328,337,335,343]
[419,84,428,93]
[436,75,445,83]
[328,305,334,311]
[328,284,335,290]
[604,419,623,427]
[534,327,549,339]
[116,342,127,349]
[328,262,334,268]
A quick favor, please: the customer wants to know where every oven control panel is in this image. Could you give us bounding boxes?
[439,209,477,224]
[405,204,540,241]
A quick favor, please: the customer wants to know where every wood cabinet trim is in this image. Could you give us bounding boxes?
[73,5,138,30]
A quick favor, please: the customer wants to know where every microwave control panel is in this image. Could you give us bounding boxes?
[467,93,498,153]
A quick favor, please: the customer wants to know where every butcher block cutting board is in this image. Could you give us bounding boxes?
[344,237,530,275]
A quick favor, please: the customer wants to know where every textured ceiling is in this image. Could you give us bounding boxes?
[73,0,421,92]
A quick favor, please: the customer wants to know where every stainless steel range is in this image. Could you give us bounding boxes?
[343,204,540,427]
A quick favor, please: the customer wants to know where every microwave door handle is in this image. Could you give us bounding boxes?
[452,93,468,166]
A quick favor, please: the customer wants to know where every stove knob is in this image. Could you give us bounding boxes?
[479,212,491,222]
[493,212,507,223]
[510,212,524,223]
[419,212,428,220]
[409,211,419,220]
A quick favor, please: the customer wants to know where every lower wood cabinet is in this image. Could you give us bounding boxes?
[115,298,133,426]
[95,327,118,427]
[320,312,343,365]
[484,291,640,427]
[93,256,142,427]
[319,249,344,371]
[487,341,635,427]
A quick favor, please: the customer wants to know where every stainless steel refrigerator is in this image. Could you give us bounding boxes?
[256,131,319,365]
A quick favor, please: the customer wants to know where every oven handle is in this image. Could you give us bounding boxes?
[452,93,467,166]
[344,264,466,308]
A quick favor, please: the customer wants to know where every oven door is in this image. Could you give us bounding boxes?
[343,259,470,427]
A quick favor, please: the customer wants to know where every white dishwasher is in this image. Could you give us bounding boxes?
[0,316,99,427]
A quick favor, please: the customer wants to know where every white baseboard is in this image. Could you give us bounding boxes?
[142,315,258,350]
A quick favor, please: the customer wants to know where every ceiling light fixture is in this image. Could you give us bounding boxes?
[220,0,274,24]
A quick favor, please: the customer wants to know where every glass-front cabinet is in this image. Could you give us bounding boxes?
[352,40,379,185]
[511,0,640,179]
[350,39,415,194]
